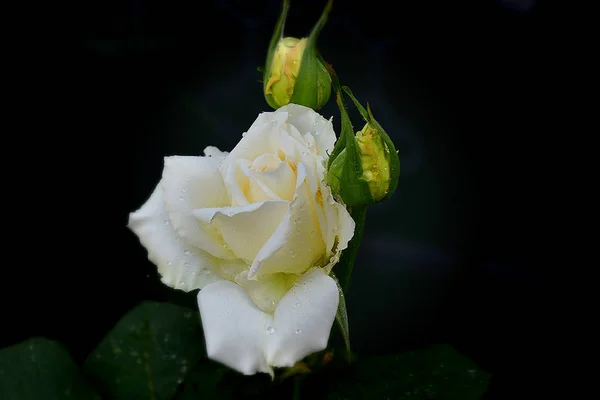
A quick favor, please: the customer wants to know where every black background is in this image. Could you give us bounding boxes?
[5,0,550,398]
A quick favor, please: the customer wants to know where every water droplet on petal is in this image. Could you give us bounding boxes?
[179,280,184,286]
[295,329,302,334]
[178,196,183,201]
[183,262,189,267]
[167,261,173,266]
[182,187,187,192]
[266,326,275,334]
[295,302,300,307]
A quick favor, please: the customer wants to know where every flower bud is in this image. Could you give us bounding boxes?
[355,123,391,202]
[264,37,331,110]
[326,84,400,207]
[326,123,392,204]
[263,0,333,111]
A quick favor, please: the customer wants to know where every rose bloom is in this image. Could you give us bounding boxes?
[128,104,354,375]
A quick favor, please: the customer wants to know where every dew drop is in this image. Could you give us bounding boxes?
[295,329,302,334]
[163,219,170,226]
[182,187,187,192]
[183,250,190,256]
[202,268,211,275]
[183,262,189,267]
[295,301,300,307]
[178,196,183,201]
[179,280,184,286]
[270,300,276,306]
[266,326,275,334]
[167,261,173,266]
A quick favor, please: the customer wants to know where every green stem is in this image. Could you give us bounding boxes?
[293,375,303,400]
[337,205,368,293]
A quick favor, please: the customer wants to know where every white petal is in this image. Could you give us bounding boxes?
[238,159,282,203]
[203,146,228,158]
[320,183,356,273]
[193,200,288,265]
[247,154,296,201]
[222,158,250,206]
[128,185,221,291]
[226,111,290,165]
[234,271,298,314]
[161,156,235,260]
[248,164,326,279]
[197,281,272,375]
[267,268,339,367]
[278,103,336,161]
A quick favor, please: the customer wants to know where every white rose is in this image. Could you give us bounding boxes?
[128,104,355,375]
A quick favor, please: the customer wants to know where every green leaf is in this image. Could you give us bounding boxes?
[84,301,205,400]
[330,273,351,361]
[173,359,230,399]
[327,345,491,400]
[333,204,367,294]
[0,338,99,400]
[176,360,278,400]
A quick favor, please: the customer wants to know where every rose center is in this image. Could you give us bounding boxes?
[249,153,281,173]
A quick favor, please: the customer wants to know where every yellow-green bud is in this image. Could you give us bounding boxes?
[326,123,393,204]
[263,0,333,111]
[264,36,331,110]
[265,37,306,108]
[356,123,391,202]
[325,85,400,207]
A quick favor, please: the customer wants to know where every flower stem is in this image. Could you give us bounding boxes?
[337,205,367,293]
[293,375,304,400]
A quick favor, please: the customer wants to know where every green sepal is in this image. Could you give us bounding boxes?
[263,0,290,109]
[326,65,371,207]
[342,86,401,201]
[289,0,333,110]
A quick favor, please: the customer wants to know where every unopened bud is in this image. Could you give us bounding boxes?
[264,37,331,110]
[356,123,391,202]
[263,0,333,111]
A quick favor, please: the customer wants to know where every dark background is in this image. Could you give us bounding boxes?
[5,0,549,398]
